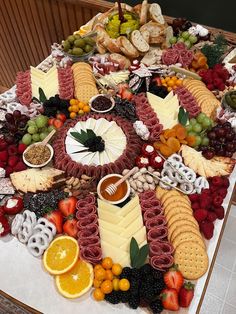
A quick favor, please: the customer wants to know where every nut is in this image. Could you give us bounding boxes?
[64,188,71,193]
[140,167,147,174]
[81,174,91,180]
[145,174,154,184]
[149,183,156,190]
[66,177,74,185]
[143,182,149,191]
[130,181,137,190]
[136,180,143,188]
[148,166,154,173]
[137,188,144,193]
[72,178,80,186]
[138,175,146,183]
[122,169,129,175]
[133,171,141,179]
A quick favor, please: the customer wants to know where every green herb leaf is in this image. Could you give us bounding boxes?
[134,244,149,269]
[70,132,86,145]
[32,96,40,103]
[178,107,189,126]
[130,237,139,268]
[39,88,47,103]
[86,129,97,139]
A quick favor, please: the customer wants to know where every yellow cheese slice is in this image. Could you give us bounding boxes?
[118,195,139,216]
[119,254,131,267]
[97,199,120,214]
[120,226,147,252]
[120,215,144,238]
[99,228,126,247]
[118,205,142,228]
[100,240,128,262]
[98,219,125,234]
[97,208,123,223]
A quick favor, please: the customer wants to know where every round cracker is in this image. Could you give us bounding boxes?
[166,206,193,222]
[172,231,205,249]
[168,212,198,228]
[161,190,184,203]
[171,225,202,242]
[156,186,167,200]
[164,202,192,215]
[168,220,199,241]
[163,195,191,209]
[174,241,208,280]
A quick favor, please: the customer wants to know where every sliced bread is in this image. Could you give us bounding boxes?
[119,36,140,58]
[140,29,150,43]
[149,3,165,24]
[130,30,150,53]
[140,0,148,25]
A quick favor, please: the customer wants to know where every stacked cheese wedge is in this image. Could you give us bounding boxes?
[30,65,59,99]
[147,91,180,129]
[98,195,147,267]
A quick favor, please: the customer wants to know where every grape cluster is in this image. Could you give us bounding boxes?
[169,31,198,49]
[200,121,236,159]
[111,98,137,122]
[43,95,70,118]
[2,110,29,144]
[185,112,213,147]
[22,115,53,146]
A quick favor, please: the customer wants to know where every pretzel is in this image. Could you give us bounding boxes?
[168,154,183,164]
[0,87,16,104]
[194,176,209,193]
[33,224,55,242]
[179,167,196,183]
[159,175,177,189]
[27,233,49,257]
[17,221,34,243]
[23,210,37,227]
[37,218,56,235]
[11,214,24,235]
[180,182,194,194]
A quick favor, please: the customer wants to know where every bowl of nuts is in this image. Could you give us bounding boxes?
[23,143,54,168]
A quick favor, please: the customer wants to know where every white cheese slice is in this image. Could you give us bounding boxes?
[120,226,147,252]
[99,228,126,246]
[98,219,125,234]
[118,195,140,216]
[66,144,86,154]
[119,254,131,267]
[97,208,123,223]
[120,215,144,238]
[90,152,100,166]
[97,199,120,213]
[70,151,93,164]
[100,240,128,263]
[118,205,142,228]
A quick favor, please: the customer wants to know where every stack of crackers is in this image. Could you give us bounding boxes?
[156,186,209,280]
[71,62,98,104]
[183,78,220,119]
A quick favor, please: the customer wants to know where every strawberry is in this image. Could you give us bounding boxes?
[0,139,7,151]
[201,189,211,196]
[121,88,133,101]
[0,215,10,237]
[58,196,77,217]
[207,83,214,91]
[8,145,18,156]
[161,288,179,311]
[164,264,184,292]
[18,143,27,154]
[179,282,194,308]
[53,119,63,129]
[56,113,67,123]
[207,211,217,222]
[44,209,63,233]
[3,196,24,215]
[218,84,225,91]
[0,150,8,162]
[200,220,214,239]
[212,195,223,207]
[8,155,19,168]
[63,216,78,238]
[48,118,55,126]
[211,176,223,187]
[194,209,208,222]
[214,206,225,220]
[191,202,200,211]
[5,166,13,177]
[13,161,27,172]
[188,194,199,203]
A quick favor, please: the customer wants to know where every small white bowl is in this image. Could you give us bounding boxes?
[89,94,115,113]
[23,143,54,168]
[97,174,130,205]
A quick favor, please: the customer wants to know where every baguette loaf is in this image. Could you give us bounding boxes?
[130,30,149,53]
[140,21,165,44]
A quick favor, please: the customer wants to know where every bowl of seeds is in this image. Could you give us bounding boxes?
[23,143,54,168]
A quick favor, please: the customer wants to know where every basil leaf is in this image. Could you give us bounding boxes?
[134,244,149,269]
[39,88,47,103]
[178,107,189,126]
[130,237,139,268]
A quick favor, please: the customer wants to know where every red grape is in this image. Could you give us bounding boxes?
[207,131,216,139]
[13,110,22,119]
[203,150,215,159]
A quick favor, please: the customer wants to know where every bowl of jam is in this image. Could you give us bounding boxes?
[89,94,115,113]
[97,174,130,204]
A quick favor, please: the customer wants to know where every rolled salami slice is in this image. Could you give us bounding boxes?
[80,245,102,265]
[147,226,168,241]
[77,224,99,239]
[150,254,174,270]
[139,190,156,201]
[76,205,97,219]
[79,237,100,247]
[149,240,174,257]
[143,207,164,221]
[77,214,98,229]
[145,216,167,230]
[140,199,161,211]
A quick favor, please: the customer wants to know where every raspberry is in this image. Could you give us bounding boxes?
[0,161,6,168]
[188,194,199,202]
[194,209,208,222]
[13,161,27,172]
[217,188,227,198]
[5,166,13,177]
[201,189,211,196]
[222,177,229,188]
[191,202,200,211]
[8,155,19,168]
[8,145,18,156]
[215,206,224,220]
[207,211,217,222]
[212,195,223,207]
[200,221,214,240]
[0,139,7,151]
[211,176,223,187]
[0,151,8,162]
[18,143,27,154]
[199,196,212,209]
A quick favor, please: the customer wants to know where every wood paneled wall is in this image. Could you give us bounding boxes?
[0,0,112,88]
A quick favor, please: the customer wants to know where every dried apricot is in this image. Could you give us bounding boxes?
[198,56,207,67]
[153,141,162,150]
[160,144,174,157]
[186,135,196,147]
[164,129,176,139]
[160,135,167,144]
[175,126,187,140]
[179,139,188,144]
[166,137,181,152]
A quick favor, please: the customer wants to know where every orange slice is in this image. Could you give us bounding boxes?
[43,236,79,275]
[55,260,93,298]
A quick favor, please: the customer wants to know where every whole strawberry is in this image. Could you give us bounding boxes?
[179,282,194,308]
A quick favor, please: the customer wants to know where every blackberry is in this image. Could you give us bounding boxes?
[152,269,164,281]
[119,291,131,303]
[140,264,153,277]
[149,299,163,314]
[140,279,157,303]
[131,268,142,280]
[120,267,132,279]
[128,295,140,309]
[105,291,121,304]
[152,280,166,295]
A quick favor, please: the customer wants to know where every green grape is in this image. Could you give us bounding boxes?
[39,132,48,141]
[177,37,185,43]
[188,131,196,137]
[189,118,197,125]
[169,36,177,44]
[202,117,211,128]
[27,126,38,134]
[201,136,209,146]
[194,135,202,147]
[181,31,190,40]
[27,120,36,127]
[22,134,32,145]
[35,115,49,128]
[185,125,192,132]
[184,40,192,49]
[32,134,40,142]
[189,35,198,44]
[192,123,202,133]
[196,112,207,124]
